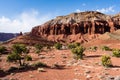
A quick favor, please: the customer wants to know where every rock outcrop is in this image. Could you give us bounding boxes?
[31,11,120,43]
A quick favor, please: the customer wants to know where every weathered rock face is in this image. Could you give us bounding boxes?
[31,11,120,43]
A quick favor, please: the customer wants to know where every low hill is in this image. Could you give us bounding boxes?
[2,34,55,46]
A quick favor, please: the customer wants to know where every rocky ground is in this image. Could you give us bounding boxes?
[0,45,120,80]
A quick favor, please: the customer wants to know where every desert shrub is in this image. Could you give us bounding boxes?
[71,46,85,59]
[101,55,112,67]
[54,43,62,50]
[0,46,7,54]
[101,46,111,51]
[89,46,97,51]
[112,49,120,57]
[32,62,48,67]
[25,55,32,61]
[34,44,43,54]
[34,44,43,50]
[7,44,30,66]
[35,49,40,54]
[68,42,80,49]
[68,43,76,49]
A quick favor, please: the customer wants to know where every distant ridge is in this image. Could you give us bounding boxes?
[0,33,19,42]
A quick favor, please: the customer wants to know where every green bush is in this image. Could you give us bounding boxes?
[34,44,43,54]
[34,44,43,50]
[32,62,48,67]
[89,46,97,51]
[71,46,85,59]
[35,49,40,54]
[101,55,112,67]
[0,46,7,54]
[101,46,111,51]
[112,49,120,57]
[54,43,62,50]
[25,55,32,61]
[68,43,80,49]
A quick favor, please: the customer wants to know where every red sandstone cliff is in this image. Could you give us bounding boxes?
[31,11,120,43]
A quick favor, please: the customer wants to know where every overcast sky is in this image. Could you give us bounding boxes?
[0,0,120,33]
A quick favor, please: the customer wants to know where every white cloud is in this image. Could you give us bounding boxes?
[76,9,82,13]
[0,9,52,33]
[96,6,115,13]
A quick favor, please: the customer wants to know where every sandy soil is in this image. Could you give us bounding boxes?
[0,44,120,80]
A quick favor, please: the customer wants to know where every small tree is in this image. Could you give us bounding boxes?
[101,55,112,67]
[54,43,62,50]
[71,46,85,59]
[7,44,31,66]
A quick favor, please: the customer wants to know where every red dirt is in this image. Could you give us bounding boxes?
[0,45,120,80]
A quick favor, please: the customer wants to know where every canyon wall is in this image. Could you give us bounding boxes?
[31,11,120,43]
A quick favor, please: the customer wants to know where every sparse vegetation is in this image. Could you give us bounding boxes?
[54,43,62,50]
[0,46,7,54]
[71,46,85,59]
[34,44,43,55]
[7,44,31,66]
[68,42,80,49]
[32,62,48,67]
[101,46,111,51]
[112,49,120,57]
[101,55,112,67]
[89,46,97,51]
[25,55,32,61]
[34,44,43,51]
